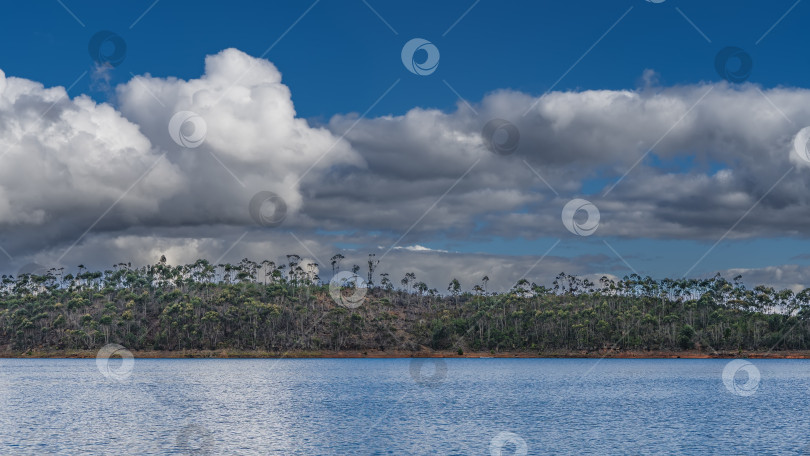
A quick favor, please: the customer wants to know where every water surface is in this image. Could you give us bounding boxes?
[0,358,807,455]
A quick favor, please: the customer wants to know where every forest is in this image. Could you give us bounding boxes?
[2,254,810,355]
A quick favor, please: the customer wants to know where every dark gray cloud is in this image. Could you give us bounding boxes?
[323,83,810,242]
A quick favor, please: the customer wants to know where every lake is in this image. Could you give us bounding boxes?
[0,358,808,455]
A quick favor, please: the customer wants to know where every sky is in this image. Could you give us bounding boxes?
[1,0,810,292]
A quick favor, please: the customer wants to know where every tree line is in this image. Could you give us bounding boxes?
[2,255,810,354]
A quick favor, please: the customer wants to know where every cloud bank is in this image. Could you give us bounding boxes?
[1,48,809,291]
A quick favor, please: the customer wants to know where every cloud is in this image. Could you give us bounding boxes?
[394,245,449,253]
[115,48,363,227]
[323,83,810,241]
[0,48,362,261]
[0,68,181,256]
[1,48,810,289]
[719,264,810,293]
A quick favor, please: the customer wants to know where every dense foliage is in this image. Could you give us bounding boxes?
[2,256,810,354]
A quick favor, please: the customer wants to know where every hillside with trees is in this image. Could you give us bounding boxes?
[2,256,810,355]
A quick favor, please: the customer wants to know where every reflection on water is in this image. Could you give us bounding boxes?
[0,358,809,454]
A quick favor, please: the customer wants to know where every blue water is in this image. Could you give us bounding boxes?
[0,358,808,455]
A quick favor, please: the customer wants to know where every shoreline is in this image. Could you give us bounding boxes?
[3,349,810,359]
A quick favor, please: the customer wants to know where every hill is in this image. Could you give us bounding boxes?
[2,258,809,356]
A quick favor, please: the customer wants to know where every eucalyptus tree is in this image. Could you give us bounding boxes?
[286,255,301,286]
[448,278,461,307]
[330,254,345,275]
[367,254,379,286]
[379,273,393,291]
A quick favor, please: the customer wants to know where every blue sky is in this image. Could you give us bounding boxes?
[2,0,807,117]
[1,0,810,290]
